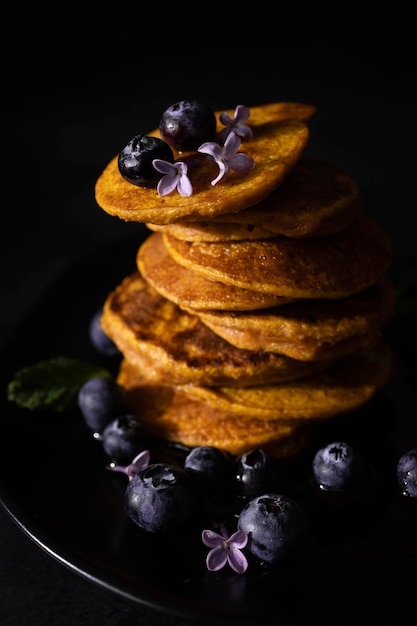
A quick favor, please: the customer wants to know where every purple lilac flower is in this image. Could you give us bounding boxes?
[153,159,193,197]
[202,525,248,574]
[218,104,253,143]
[198,132,255,187]
[109,449,151,480]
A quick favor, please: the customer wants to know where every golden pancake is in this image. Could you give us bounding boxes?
[101,272,331,387]
[146,221,277,242]
[117,339,396,457]
[94,102,315,225]
[95,98,396,459]
[137,231,296,311]
[188,278,396,360]
[175,339,396,421]
[117,359,316,458]
[163,213,393,299]
[146,157,360,241]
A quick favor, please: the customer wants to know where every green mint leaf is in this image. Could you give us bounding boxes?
[7,356,111,412]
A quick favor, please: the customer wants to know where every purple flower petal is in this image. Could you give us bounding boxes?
[223,131,241,157]
[108,449,151,479]
[127,450,151,479]
[211,161,227,186]
[228,546,249,574]
[219,111,234,126]
[202,526,249,574]
[206,546,228,571]
[202,529,223,548]
[229,153,255,174]
[218,105,253,142]
[234,104,251,124]
[199,129,254,187]
[228,529,248,549]
[177,176,193,197]
[153,159,193,197]
[198,141,223,160]
[152,159,175,174]
[157,173,179,196]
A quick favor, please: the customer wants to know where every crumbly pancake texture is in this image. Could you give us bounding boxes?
[146,221,278,243]
[101,272,331,387]
[94,99,396,460]
[177,339,396,421]
[117,359,316,458]
[146,157,360,241]
[137,232,296,311]
[117,339,396,457]
[163,213,393,299]
[190,278,396,360]
[95,102,315,225]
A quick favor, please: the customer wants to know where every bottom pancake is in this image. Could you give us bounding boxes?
[117,361,315,458]
[117,340,396,457]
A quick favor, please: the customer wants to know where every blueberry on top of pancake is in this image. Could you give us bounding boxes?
[95,102,316,225]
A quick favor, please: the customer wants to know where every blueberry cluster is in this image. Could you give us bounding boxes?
[118,100,216,187]
[79,310,417,567]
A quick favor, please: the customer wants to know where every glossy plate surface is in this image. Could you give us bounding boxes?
[1,236,416,626]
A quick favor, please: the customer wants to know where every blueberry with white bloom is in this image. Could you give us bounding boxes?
[124,463,196,533]
[89,308,121,358]
[184,445,232,492]
[312,441,367,492]
[238,493,309,563]
[101,414,151,465]
[396,448,417,498]
[159,99,216,151]
[78,375,127,433]
[235,448,282,498]
[118,134,174,187]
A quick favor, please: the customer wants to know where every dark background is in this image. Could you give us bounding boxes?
[1,21,416,625]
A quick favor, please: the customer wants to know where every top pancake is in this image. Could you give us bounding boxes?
[146,157,360,241]
[163,213,393,299]
[94,102,315,224]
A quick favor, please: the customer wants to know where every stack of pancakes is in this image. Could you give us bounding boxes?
[95,102,396,458]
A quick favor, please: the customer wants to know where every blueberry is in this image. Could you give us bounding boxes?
[78,375,127,433]
[396,448,417,498]
[88,308,121,358]
[238,493,309,563]
[235,449,282,498]
[101,414,151,465]
[184,445,232,492]
[124,463,196,533]
[118,134,174,187]
[312,441,366,492]
[159,100,216,151]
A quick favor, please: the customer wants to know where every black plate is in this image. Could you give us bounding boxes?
[1,235,417,626]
